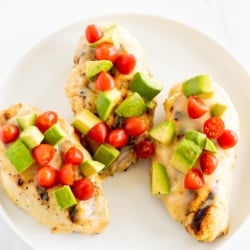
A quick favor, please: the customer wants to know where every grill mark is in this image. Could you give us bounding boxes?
[191,205,210,233]
[36,185,49,201]
[69,205,78,223]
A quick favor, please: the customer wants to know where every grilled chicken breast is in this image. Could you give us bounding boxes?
[65,23,160,176]
[0,103,109,234]
[151,76,239,242]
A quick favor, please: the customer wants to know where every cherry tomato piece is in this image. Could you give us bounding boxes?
[200,152,218,175]
[108,128,129,148]
[184,168,205,190]
[95,71,115,91]
[203,117,225,139]
[88,122,108,144]
[114,54,136,74]
[0,124,19,143]
[217,129,238,149]
[135,140,155,159]
[72,178,95,200]
[187,96,208,119]
[64,146,84,165]
[124,117,148,137]
[36,165,58,189]
[33,144,56,165]
[36,111,58,133]
[85,24,103,43]
[95,42,119,63]
[58,164,75,185]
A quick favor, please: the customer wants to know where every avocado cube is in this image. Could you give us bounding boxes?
[16,113,37,130]
[54,185,77,209]
[185,130,206,148]
[115,92,146,117]
[86,60,113,80]
[130,72,163,100]
[210,103,227,117]
[169,139,202,174]
[80,159,105,176]
[149,120,175,145]
[151,162,171,196]
[44,124,66,145]
[93,144,120,168]
[204,138,217,153]
[20,126,44,149]
[88,24,120,48]
[72,109,101,135]
[182,75,213,98]
[5,139,35,173]
[96,88,121,121]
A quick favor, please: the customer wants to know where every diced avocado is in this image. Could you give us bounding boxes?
[115,92,146,117]
[151,162,171,196]
[72,109,101,135]
[96,88,121,121]
[149,121,175,145]
[185,130,217,153]
[185,130,206,148]
[44,124,66,145]
[204,138,217,153]
[5,139,35,173]
[182,75,213,98]
[16,113,37,130]
[20,126,44,149]
[86,60,113,80]
[210,103,227,117]
[129,72,163,100]
[169,138,202,174]
[54,185,77,209]
[93,144,120,168]
[88,24,120,48]
[80,159,105,176]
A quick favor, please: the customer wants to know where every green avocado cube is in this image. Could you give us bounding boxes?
[129,72,163,100]
[80,159,105,176]
[96,88,121,121]
[5,139,35,173]
[149,120,175,145]
[93,144,120,168]
[115,92,146,117]
[169,138,202,174]
[86,60,113,80]
[151,162,171,196]
[44,124,66,145]
[210,103,227,117]
[54,185,77,209]
[20,126,44,149]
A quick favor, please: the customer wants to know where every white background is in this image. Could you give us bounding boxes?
[0,0,250,249]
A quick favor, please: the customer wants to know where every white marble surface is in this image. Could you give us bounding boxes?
[0,0,250,249]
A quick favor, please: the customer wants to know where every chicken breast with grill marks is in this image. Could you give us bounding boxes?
[151,76,239,242]
[0,103,110,235]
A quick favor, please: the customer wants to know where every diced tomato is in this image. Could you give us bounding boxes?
[203,117,225,139]
[64,146,84,165]
[72,178,95,200]
[95,71,115,91]
[36,165,58,189]
[88,122,108,144]
[32,144,56,165]
[58,164,75,185]
[107,128,129,148]
[217,129,238,149]
[187,96,208,119]
[0,124,19,143]
[114,54,136,74]
[95,42,119,63]
[124,117,148,137]
[36,111,58,133]
[135,140,155,159]
[200,152,218,175]
[184,168,205,190]
[85,24,103,43]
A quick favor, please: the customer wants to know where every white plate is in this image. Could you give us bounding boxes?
[0,13,250,250]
